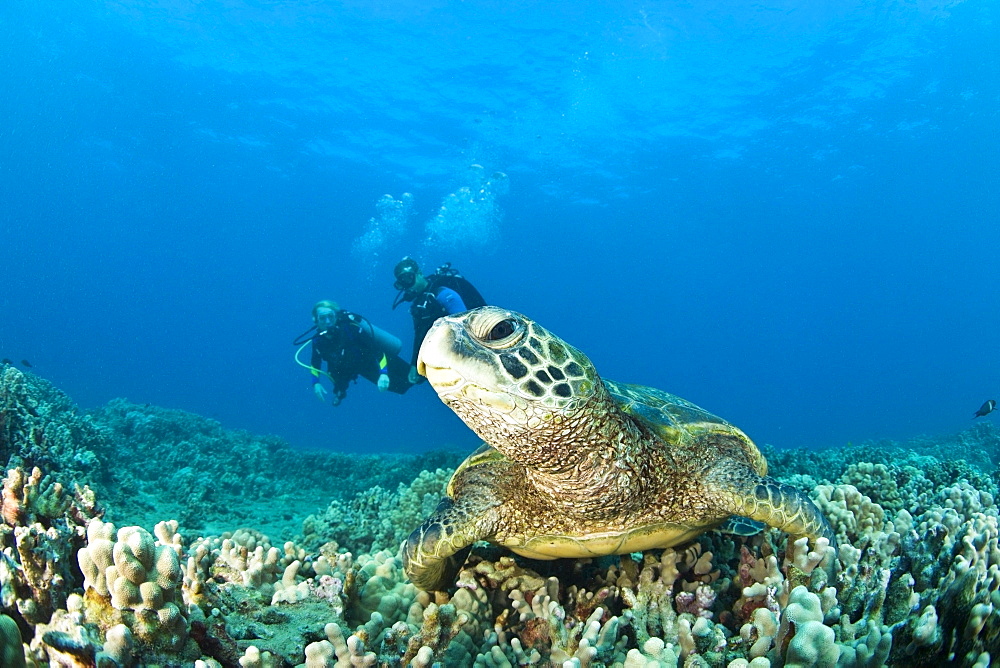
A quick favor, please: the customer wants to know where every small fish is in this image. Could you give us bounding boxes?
[973,399,996,418]
[20,359,32,368]
[1,358,11,365]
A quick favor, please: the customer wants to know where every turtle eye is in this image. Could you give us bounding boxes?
[472,313,525,348]
[487,319,518,341]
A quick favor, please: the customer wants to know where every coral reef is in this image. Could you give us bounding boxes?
[300,468,453,555]
[3,365,1000,666]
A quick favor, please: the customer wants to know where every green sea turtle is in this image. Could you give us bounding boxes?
[403,306,835,591]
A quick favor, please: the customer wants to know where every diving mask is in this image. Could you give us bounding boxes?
[315,309,339,329]
[393,269,417,291]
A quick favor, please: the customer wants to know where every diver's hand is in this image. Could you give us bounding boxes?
[331,394,342,407]
[377,374,390,392]
[408,365,425,385]
[313,384,327,402]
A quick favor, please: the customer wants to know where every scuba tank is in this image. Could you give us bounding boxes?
[294,313,401,355]
[430,263,486,310]
[435,262,459,278]
[362,320,402,357]
[339,311,403,357]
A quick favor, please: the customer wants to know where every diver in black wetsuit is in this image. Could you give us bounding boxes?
[391,257,487,384]
[295,300,412,406]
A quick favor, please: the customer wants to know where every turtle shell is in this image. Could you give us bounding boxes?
[607,379,768,477]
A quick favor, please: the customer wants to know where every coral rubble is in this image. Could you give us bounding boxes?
[3,365,1000,666]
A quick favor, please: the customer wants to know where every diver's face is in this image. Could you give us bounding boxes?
[412,274,428,293]
[315,308,339,331]
[395,271,427,302]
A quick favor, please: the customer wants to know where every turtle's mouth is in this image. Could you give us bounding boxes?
[420,362,517,412]
[420,362,464,390]
[456,383,516,412]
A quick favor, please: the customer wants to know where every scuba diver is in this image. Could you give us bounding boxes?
[391,257,487,384]
[293,300,412,406]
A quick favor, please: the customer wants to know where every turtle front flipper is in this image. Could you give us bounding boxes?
[402,489,499,591]
[708,463,836,546]
[717,515,765,536]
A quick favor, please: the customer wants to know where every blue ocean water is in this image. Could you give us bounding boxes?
[1,0,997,455]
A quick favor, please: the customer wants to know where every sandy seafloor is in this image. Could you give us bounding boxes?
[2,363,999,667]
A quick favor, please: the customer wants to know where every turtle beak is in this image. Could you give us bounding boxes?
[418,319,465,391]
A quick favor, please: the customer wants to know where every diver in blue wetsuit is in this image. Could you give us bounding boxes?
[294,300,412,406]
[391,257,487,384]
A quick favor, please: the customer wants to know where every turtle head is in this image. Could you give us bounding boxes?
[418,306,604,467]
